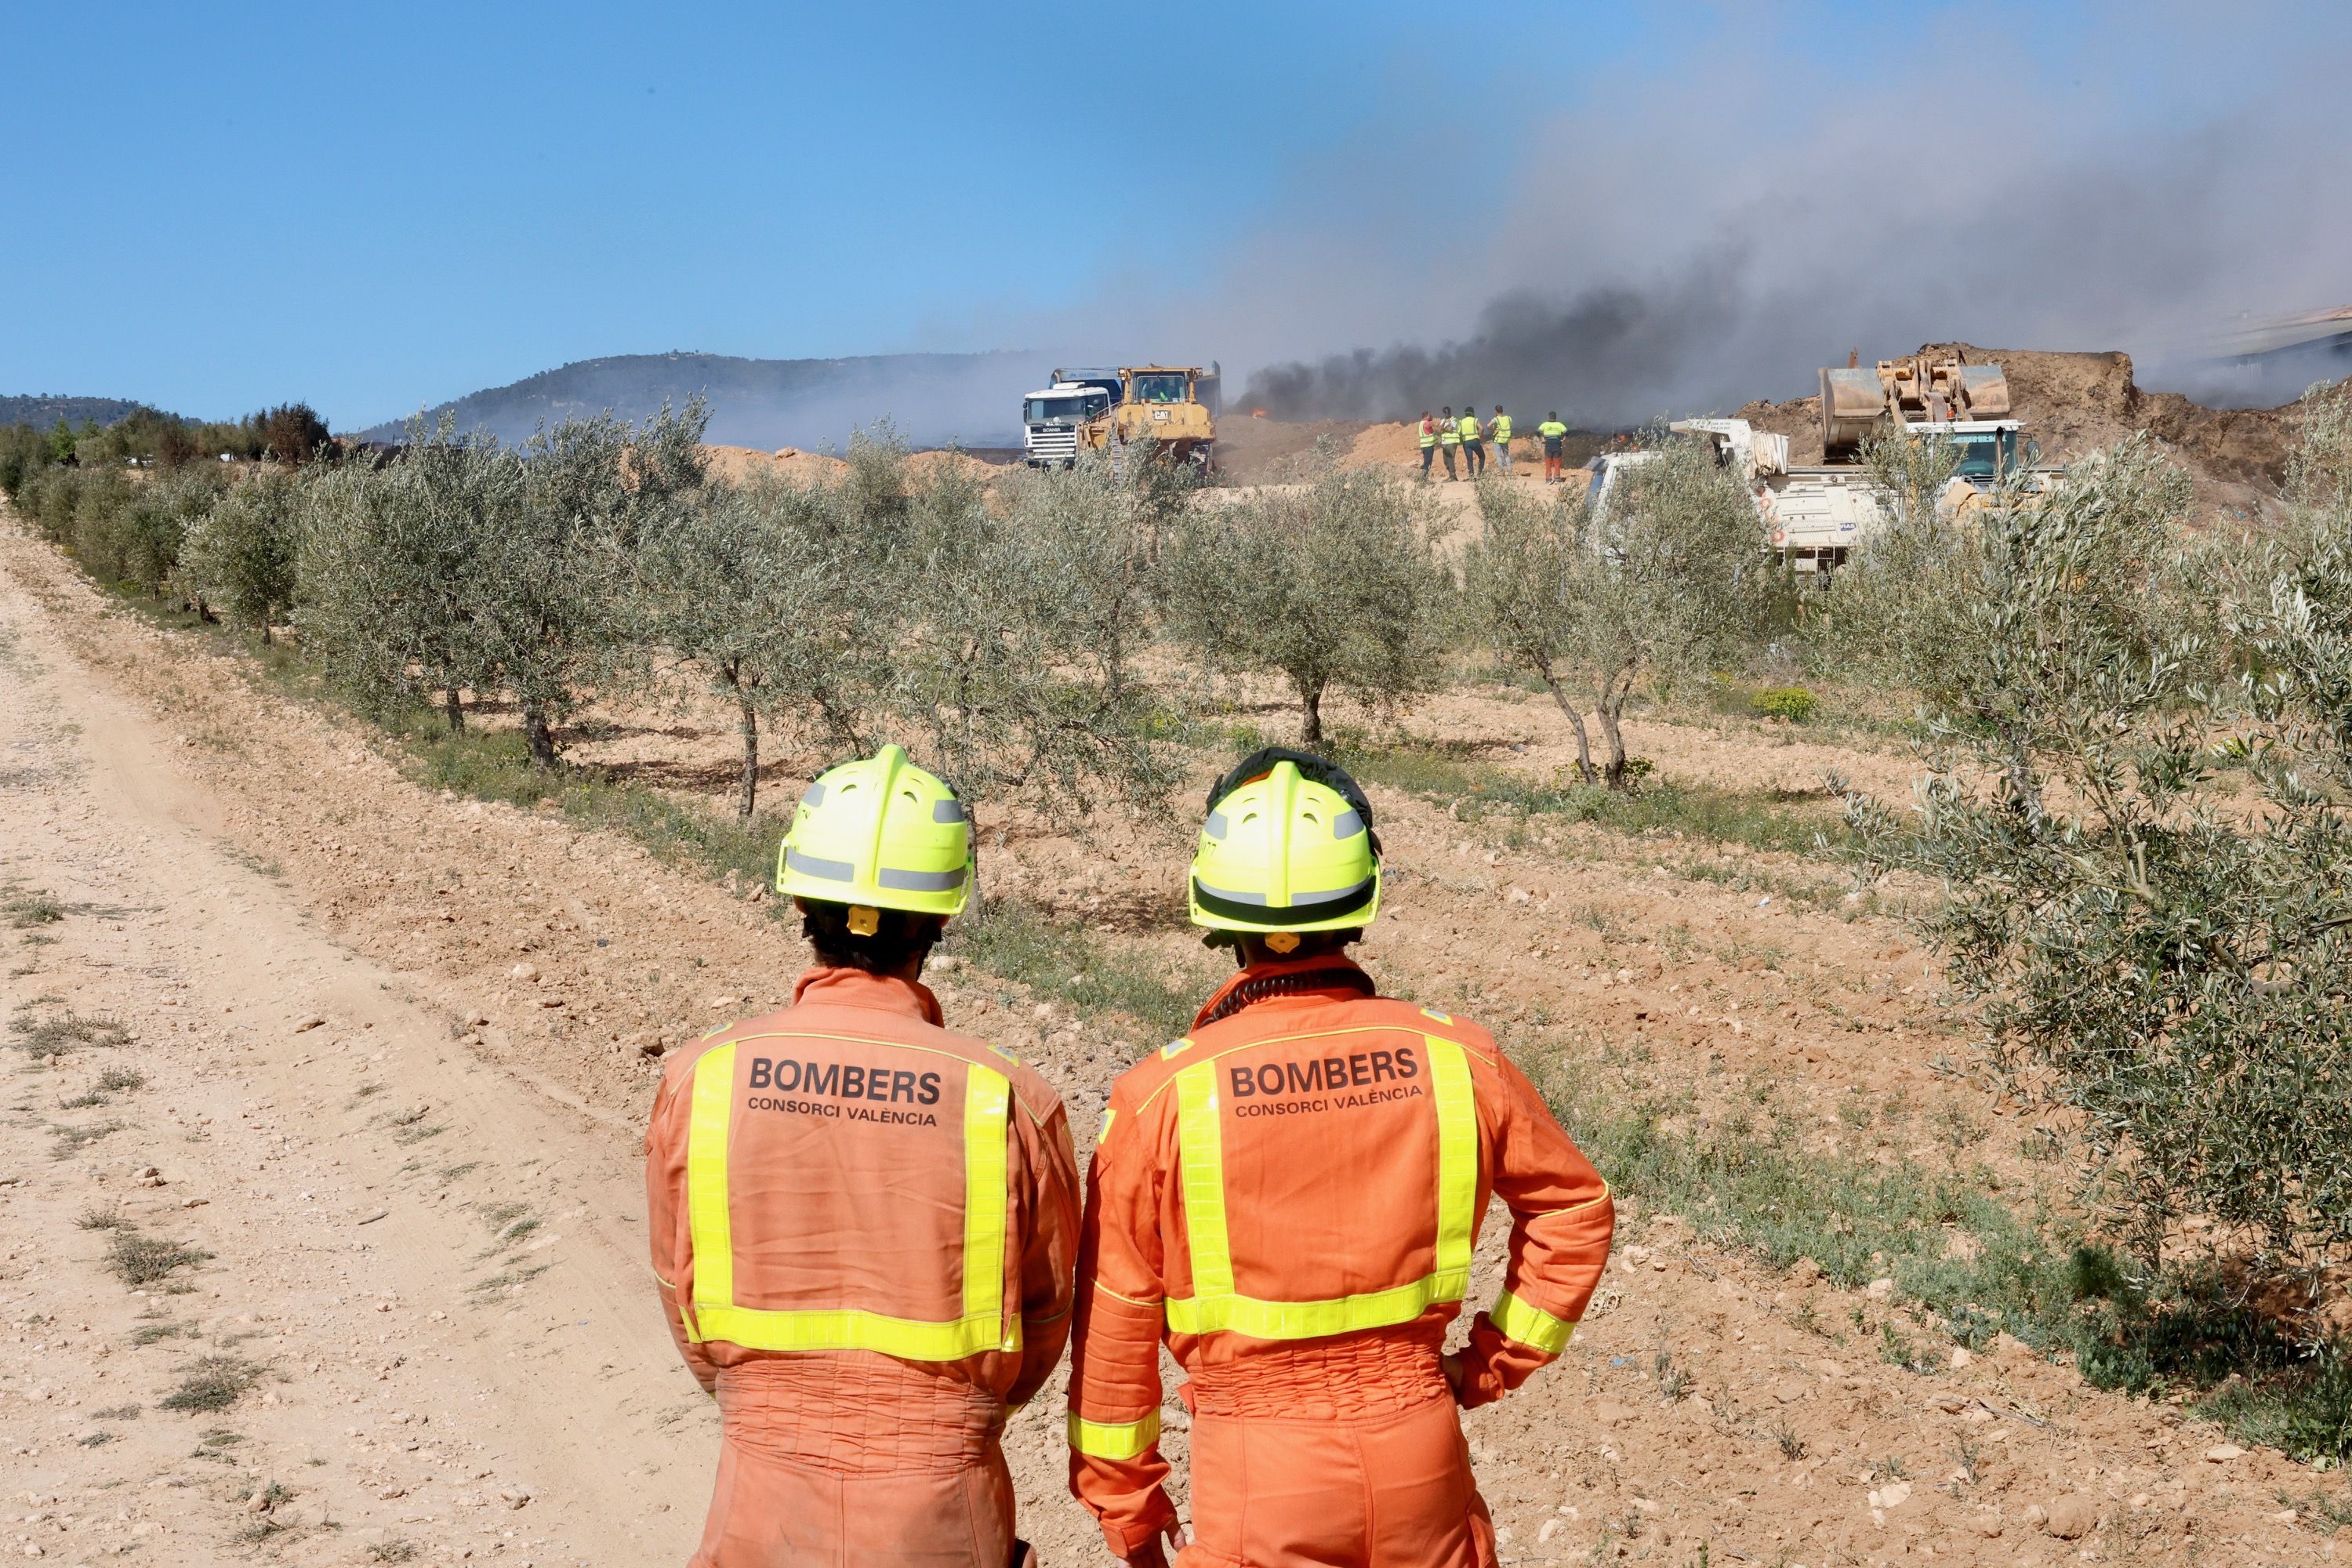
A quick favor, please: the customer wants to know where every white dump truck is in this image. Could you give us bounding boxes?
[1668,415,2052,575]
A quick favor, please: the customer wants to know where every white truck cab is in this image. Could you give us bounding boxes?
[1021,382,1115,467]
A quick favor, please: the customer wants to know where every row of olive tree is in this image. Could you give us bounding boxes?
[288,411,1191,833]
[13,419,1777,808]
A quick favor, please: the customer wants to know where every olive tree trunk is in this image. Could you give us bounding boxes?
[736,695,760,820]
[522,699,559,770]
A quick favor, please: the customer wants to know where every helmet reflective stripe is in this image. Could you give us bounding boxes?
[1162,1035,1477,1338]
[775,744,971,917]
[783,848,856,882]
[877,867,967,892]
[682,1040,1018,1358]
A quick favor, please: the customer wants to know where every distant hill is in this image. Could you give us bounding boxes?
[360,350,1051,451]
[0,394,155,430]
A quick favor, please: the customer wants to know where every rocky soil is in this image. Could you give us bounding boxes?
[2,520,2341,1565]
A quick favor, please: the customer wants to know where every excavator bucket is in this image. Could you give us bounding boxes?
[1820,367,1886,459]
[1953,364,2010,418]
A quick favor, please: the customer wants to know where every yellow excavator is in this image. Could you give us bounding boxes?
[1818,347,2013,459]
[1071,364,1219,470]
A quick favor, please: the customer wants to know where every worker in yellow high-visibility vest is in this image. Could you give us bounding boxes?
[646,746,1080,1568]
[1537,412,1569,484]
[1437,405,1461,481]
[1457,406,1486,477]
[1417,410,1439,482]
[1489,405,1514,477]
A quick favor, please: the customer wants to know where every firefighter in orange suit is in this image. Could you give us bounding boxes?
[646,745,1081,1567]
[1066,749,1613,1567]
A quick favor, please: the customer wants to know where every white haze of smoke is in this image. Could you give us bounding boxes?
[996,8,2352,424]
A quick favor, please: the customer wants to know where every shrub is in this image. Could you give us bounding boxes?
[107,1230,211,1285]
[159,1356,259,1414]
[1752,686,1817,723]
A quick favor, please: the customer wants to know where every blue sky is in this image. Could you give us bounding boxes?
[1,2,2336,426]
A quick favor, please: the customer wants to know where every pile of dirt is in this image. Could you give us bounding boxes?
[700,444,1001,488]
[1735,343,2333,515]
[1212,415,1376,482]
[1227,416,1613,482]
[700,443,849,485]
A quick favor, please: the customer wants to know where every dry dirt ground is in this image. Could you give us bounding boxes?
[2,519,2343,1566]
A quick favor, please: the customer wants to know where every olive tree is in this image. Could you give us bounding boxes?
[294,420,521,728]
[177,466,303,643]
[873,452,1178,838]
[633,470,866,817]
[1461,478,1608,778]
[1842,431,2352,1305]
[1163,461,1450,745]
[470,404,709,768]
[1467,437,1755,786]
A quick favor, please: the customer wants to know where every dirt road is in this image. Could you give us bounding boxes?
[1,522,2333,1565]
[1,550,722,1563]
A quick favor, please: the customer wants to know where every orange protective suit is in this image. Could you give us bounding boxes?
[646,966,1081,1568]
[1066,956,1613,1567]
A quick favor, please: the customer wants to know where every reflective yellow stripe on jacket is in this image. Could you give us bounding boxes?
[1068,1408,1161,1459]
[1163,1034,1477,1338]
[684,1040,1020,1359]
[1491,1285,1573,1352]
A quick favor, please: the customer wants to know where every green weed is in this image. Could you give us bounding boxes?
[1539,1040,2352,1460]
[1334,739,1838,858]
[50,1119,125,1156]
[4,891,66,927]
[942,902,1215,1041]
[1751,686,1818,723]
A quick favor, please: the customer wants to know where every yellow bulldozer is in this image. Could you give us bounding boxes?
[1069,364,1219,470]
